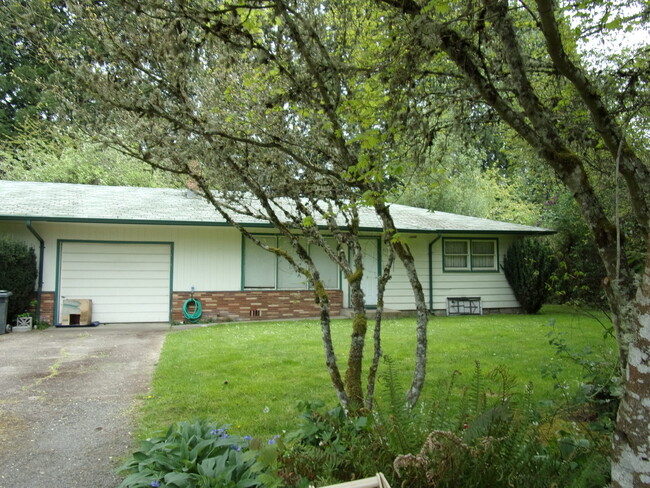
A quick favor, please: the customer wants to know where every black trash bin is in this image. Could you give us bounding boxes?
[0,290,12,334]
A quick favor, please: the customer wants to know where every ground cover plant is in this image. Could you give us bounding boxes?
[132,306,617,486]
[118,419,283,488]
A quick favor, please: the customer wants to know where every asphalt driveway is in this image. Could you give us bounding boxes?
[0,323,170,488]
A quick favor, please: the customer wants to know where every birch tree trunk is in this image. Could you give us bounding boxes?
[611,243,650,487]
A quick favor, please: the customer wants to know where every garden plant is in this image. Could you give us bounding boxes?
[121,307,617,487]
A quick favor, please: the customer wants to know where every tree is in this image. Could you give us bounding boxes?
[0,2,72,141]
[376,0,650,484]
[4,0,432,409]
[0,128,180,187]
[395,127,540,225]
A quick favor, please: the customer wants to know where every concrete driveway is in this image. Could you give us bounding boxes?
[0,323,170,488]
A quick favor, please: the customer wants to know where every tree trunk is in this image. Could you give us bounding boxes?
[314,278,350,409]
[374,201,428,406]
[611,240,650,488]
[365,242,395,410]
[345,245,368,409]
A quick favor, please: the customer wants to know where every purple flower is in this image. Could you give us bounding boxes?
[244,435,252,441]
[268,435,280,445]
[151,482,160,488]
[231,444,242,451]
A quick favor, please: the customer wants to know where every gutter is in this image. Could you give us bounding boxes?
[25,221,44,323]
[428,234,442,312]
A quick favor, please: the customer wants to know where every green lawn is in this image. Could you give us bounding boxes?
[137,305,617,440]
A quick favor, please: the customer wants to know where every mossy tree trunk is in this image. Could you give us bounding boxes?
[378,0,650,482]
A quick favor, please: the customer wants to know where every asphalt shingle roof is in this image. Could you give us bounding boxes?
[0,180,553,234]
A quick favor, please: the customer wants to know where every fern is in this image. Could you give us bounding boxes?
[469,360,487,416]
[375,355,421,453]
[427,369,461,432]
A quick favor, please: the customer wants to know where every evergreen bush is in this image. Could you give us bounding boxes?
[503,238,555,314]
[0,236,37,324]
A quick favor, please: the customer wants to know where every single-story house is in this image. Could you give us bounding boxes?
[0,180,554,325]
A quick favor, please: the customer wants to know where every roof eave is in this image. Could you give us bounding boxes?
[0,215,555,235]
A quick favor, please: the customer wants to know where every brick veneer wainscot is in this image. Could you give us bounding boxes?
[172,290,343,322]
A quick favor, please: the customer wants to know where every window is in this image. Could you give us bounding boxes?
[277,238,306,289]
[443,239,497,272]
[310,241,340,290]
[243,236,276,288]
[443,240,469,270]
[243,236,340,290]
[471,240,496,270]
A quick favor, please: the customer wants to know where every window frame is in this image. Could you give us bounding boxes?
[442,238,499,273]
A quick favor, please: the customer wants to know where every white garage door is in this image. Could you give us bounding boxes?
[59,242,172,323]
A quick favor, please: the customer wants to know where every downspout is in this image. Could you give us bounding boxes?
[25,221,44,323]
[428,234,442,312]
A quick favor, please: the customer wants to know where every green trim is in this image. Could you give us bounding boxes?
[275,236,280,289]
[0,215,555,235]
[55,239,174,324]
[442,237,500,273]
[0,215,270,228]
[168,243,175,322]
[54,240,62,324]
[428,234,442,312]
[240,236,246,291]
[25,221,45,321]
[357,227,555,235]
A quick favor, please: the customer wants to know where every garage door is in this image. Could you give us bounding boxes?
[58,242,172,323]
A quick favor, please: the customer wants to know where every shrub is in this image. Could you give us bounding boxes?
[543,318,621,427]
[503,237,555,314]
[541,192,607,306]
[279,359,611,488]
[118,419,282,488]
[280,401,381,486]
[382,361,611,488]
[0,236,37,324]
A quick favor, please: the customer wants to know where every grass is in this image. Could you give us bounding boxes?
[137,305,617,440]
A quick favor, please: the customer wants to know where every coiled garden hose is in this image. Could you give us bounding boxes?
[183,298,203,323]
